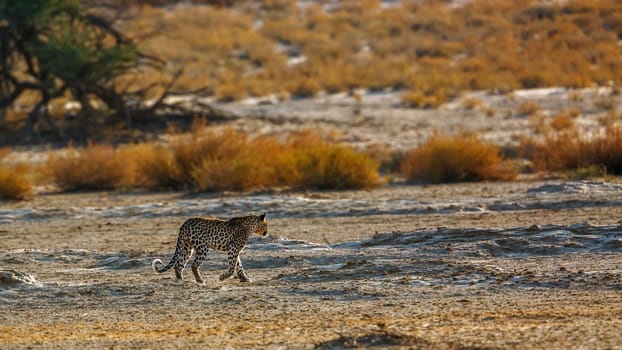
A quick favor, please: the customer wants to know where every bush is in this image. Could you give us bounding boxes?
[531,125,622,175]
[284,133,380,190]
[44,143,135,191]
[289,76,322,98]
[112,0,622,105]
[401,90,447,109]
[190,133,284,192]
[400,134,518,183]
[516,101,541,116]
[134,126,381,192]
[0,165,33,200]
[131,143,183,190]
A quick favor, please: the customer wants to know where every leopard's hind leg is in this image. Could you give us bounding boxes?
[191,244,208,284]
[174,240,193,280]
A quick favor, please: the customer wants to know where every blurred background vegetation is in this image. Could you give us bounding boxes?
[2,0,622,142]
[1,0,622,198]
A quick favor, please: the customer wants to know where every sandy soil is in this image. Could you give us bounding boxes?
[1,179,621,349]
[2,86,622,349]
[211,86,622,150]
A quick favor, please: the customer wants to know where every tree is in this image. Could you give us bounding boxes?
[0,0,182,141]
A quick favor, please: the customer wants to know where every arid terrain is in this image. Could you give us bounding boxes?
[2,86,622,350]
[2,1,622,347]
[1,178,621,349]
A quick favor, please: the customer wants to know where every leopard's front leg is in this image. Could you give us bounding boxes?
[235,256,252,283]
[219,248,237,281]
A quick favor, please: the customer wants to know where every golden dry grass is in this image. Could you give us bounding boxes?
[41,126,380,193]
[0,164,33,200]
[0,149,34,200]
[400,134,518,183]
[103,0,622,108]
[43,143,137,192]
[530,125,622,175]
[281,132,380,190]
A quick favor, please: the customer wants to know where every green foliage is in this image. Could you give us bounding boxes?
[35,23,139,86]
[0,0,155,138]
[0,0,77,23]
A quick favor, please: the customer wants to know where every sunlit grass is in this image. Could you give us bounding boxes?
[282,132,380,190]
[400,134,518,183]
[530,125,622,175]
[42,125,381,193]
[43,143,136,192]
[0,164,33,200]
[110,0,622,106]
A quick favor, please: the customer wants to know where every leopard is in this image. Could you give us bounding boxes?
[152,213,268,283]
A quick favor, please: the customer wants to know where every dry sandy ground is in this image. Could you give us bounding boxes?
[207,86,622,151]
[1,86,622,349]
[1,180,621,349]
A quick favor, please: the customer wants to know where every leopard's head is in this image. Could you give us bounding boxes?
[256,213,268,237]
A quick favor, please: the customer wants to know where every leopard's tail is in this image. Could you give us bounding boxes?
[151,258,173,273]
[152,233,183,273]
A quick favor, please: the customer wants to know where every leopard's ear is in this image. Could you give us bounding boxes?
[259,213,266,221]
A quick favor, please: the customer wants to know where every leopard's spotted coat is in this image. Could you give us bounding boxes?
[152,213,268,283]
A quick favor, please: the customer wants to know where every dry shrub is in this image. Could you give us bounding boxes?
[550,114,576,131]
[400,135,517,183]
[0,149,33,201]
[215,82,247,102]
[131,142,183,190]
[191,132,283,192]
[281,132,380,190]
[401,90,447,109]
[462,97,484,110]
[0,147,11,159]
[167,124,264,190]
[116,0,622,102]
[137,125,380,192]
[530,128,584,172]
[516,101,541,116]
[44,143,135,191]
[531,125,622,174]
[289,76,322,98]
[0,164,33,200]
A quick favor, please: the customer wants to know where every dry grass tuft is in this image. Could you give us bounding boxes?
[42,124,382,192]
[282,132,380,190]
[189,130,283,192]
[110,0,622,106]
[130,142,183,190]
[400,134,517,183]
[185,130,380,191]
[44,143,136,192]
[0,164,33,201]
[0,149,33,201]
[530,125,622,175]
[516,101,542,116]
